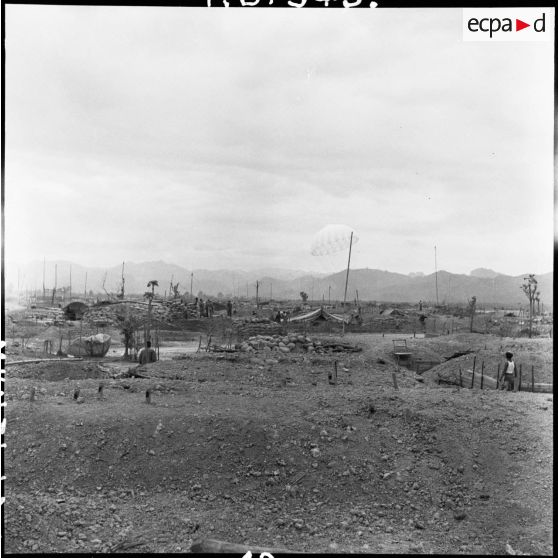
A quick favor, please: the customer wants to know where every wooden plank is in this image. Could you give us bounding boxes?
[190,538,296,554]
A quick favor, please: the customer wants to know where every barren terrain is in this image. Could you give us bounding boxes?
[3,329,553,555]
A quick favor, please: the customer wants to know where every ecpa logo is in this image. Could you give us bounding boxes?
[463,9,553,42]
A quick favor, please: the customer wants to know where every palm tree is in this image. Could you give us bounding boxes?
[521,275,539,338]
[144,280,159,347]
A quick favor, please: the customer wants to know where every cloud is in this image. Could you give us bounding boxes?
[5,5,554,276]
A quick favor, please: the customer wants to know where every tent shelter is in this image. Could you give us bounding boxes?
[380,308,405,317]
[288,306,351,325]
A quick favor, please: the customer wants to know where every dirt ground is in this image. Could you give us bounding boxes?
[3,331,553,555]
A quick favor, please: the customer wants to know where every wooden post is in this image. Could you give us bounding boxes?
[146,389,152,404]
[29,387,36,402]
[514,364,519,392]
[392,370,399,390]
[98,383,104,399]
[517,364,522,392]
[531,365,535,393]
[328,361,337,385]
[480,361,484,390]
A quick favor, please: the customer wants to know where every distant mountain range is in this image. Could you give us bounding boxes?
[5,260,553,307]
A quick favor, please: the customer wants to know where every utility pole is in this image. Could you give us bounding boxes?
[311,278,314,305]
[256,280,259,309]
[342,232,354,311]
[51,263,57,305]
[434,245,439,306]
[42,257,46,299]
[328,285,331,306]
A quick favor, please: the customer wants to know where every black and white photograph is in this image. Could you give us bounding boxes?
[1,2,554,554]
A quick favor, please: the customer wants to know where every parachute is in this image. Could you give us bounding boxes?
[310,224,359,257]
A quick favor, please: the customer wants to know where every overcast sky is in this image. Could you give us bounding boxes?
[4,6,555,277]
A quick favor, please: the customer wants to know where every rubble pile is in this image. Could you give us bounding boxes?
[236,321,283,339]
[217,333,362,355]
[13,307,65,325]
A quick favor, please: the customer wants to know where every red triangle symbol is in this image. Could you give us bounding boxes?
[516,19,530,31]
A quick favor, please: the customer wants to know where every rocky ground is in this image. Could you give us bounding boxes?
[3,331,553,555]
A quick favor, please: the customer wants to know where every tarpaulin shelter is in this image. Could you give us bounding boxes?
[68,333,111,357]
[288,306,351,325]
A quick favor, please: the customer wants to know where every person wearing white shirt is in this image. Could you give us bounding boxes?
[501,352,515,391]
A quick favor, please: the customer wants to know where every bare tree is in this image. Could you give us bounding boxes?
[144,280,159,346]
[300,291,309,303]
[521,274,539,338]
[468,296,477,333]
[115,306,142,359]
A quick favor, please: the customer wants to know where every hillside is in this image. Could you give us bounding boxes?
[6,260,553,306]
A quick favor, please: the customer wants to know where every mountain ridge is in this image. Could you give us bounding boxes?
[5,260,553,306]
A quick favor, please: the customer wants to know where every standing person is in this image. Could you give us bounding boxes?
[138,341,157,365]
[500,352,515,391]
[226,300,233,318]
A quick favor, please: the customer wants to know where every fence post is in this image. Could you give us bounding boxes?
[392,371,399,390]
[480,361,484,390]
[518,364,522,392]
[514,364,519,392]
